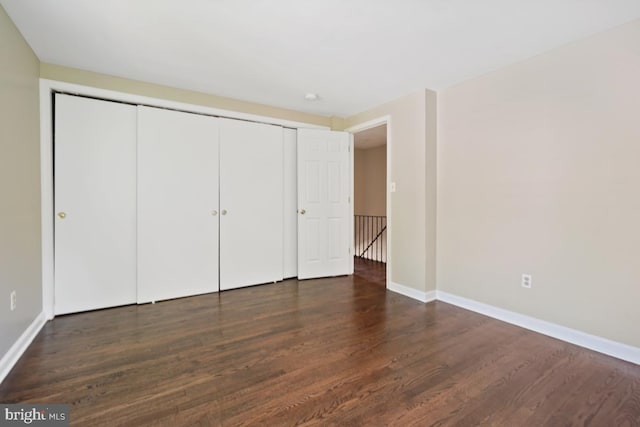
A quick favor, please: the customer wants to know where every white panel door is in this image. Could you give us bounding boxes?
[283,128,298,279]
[219,118,283,290]
[54,94,137,315]
[297,129,352,279]
[137,106,220,303]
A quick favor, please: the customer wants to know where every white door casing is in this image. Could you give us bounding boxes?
[137,106,220,303]
[219,118,284,290]
[283,128,298,279]
[297,129,352,279]
[54,94,137,314]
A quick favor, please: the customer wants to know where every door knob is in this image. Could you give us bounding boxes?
[222,210,228,215]
[57,212,66,219]
[211,210,218,216]
[299,209,306,215]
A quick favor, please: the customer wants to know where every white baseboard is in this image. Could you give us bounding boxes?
[0,311,47,384]
[388,282,436,303]
[436,291,640,366]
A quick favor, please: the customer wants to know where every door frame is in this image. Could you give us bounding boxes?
[345,116,392,289]
[39,79,328,320]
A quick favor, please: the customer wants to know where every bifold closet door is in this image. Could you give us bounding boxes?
[219,118,284,290]
[54,94,137,315]
[137,106,220,303]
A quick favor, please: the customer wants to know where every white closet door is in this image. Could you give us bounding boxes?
[297,129,352,279]
[283,128,298,279]
[219,118,283,290]
[54,94,137,315]
[137,106,220,303]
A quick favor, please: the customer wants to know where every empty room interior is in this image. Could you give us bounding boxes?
[1,1,640,425]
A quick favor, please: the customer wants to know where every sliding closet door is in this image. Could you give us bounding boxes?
[137,106,220,303]
[54,94,137,315]
[219,118,283,290]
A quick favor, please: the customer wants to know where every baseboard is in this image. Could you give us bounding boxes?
[388,282,436,303]
[0,311,47,384]
[436,291,640,366]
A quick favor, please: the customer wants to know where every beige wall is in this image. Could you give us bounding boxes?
[354,149,366,214]
[438,19,640,347]
[354,145,387,216]
[346,90,437,293]
[0,5,42,358]
[40,63,332,128]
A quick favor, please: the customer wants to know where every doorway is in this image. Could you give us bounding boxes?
[353,124,387,284]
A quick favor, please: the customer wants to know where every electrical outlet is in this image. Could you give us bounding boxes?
[10,290,16,311]
[521,274,532,289]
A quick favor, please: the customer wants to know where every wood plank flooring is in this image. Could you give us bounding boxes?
[1,259,639,426]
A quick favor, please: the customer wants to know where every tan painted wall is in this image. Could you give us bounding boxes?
[40,63,332,128]
[0,5,42,358]
[437,19,640,347]
[354,145,387,216]
[354,149,366,215]
[346,90,437,293]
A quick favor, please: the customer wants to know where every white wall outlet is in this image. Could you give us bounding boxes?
[390,182,397,193]
[521,274,532,288]
[10,290,16,311]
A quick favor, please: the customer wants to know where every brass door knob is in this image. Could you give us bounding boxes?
[299,209,306,215]
[57,212,67,219]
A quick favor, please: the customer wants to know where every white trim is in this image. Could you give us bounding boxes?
[348,134,355,274]
[40,79,330,130]
[39,79,330,318]
[436,291,640,366]
[345,115,392,288]
[388,282,436,303]
[0,312,47,384]
[40,80,55,320]
[345,116,391,134]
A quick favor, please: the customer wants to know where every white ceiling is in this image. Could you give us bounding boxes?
[354,125,386,150]
[3,0,640,117]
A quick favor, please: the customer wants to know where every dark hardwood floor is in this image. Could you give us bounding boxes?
[2,259,639,426]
